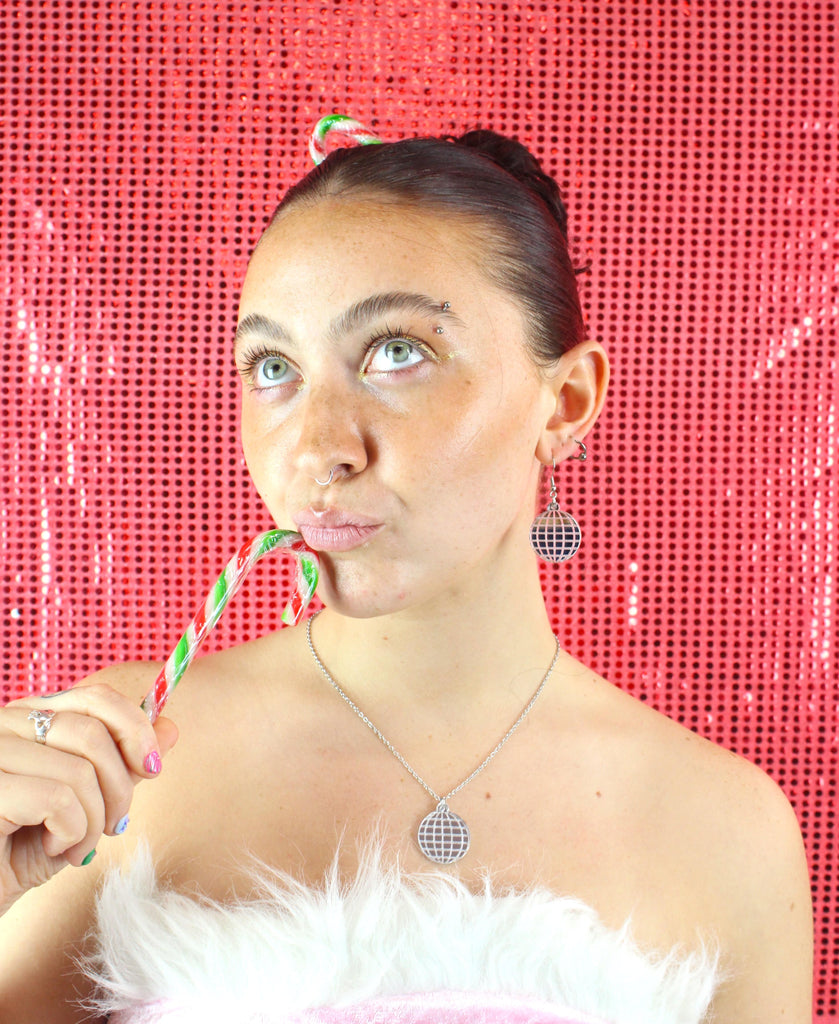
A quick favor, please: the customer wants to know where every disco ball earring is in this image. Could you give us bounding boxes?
[530,440,587,563]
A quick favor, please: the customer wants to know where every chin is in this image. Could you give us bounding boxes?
[313,560,420,620]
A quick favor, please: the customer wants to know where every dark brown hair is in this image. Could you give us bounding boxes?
[270,131,586,364]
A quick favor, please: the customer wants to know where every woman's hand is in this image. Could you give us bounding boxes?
[0,684,178,915]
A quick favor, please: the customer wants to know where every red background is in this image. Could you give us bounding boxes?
[1,0,836,1013]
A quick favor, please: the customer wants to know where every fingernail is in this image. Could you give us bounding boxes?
[114,814,130,835]
[144,751,162,775]
[81,849,97,866]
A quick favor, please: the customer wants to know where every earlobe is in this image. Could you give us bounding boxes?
[535,339,609,464]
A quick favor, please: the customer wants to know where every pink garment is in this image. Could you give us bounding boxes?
[108,990,606,1024]
[295,990,606,1023]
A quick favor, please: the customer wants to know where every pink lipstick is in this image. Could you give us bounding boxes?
[293,509,383,552]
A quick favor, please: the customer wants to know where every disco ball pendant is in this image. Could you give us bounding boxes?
[417,801,471,864]
[530,504,582,563]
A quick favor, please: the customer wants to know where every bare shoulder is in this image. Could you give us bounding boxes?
[642,691,806,898]
[97,627,315,882]
[629,687,802,854]
[561,655,804,852]
[74,657,163,700]
[579,667,813,1023]
[77,622,305,713]
[660,717,812,1023]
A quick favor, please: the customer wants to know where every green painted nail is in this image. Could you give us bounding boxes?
[81,849,97,866]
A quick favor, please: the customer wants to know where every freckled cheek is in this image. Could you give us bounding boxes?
[240,407,294,500]
[404,413,494,499]
[425,389,538,504]
[239,411,264,474]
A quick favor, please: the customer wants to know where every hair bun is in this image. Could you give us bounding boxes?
[451,130,569,239]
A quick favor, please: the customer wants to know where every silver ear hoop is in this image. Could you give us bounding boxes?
[568,438,587,461]
[315,467,336,487]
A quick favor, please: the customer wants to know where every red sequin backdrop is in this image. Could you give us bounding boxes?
[1,0,836,1012]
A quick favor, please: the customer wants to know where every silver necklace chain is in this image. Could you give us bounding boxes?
[305,611,560,864]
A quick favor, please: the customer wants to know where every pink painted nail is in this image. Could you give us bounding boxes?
[143,751,162,775]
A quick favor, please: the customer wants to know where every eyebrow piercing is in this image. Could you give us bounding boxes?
[442,301,450,310]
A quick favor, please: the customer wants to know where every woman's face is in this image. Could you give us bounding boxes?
[236,197,557,617]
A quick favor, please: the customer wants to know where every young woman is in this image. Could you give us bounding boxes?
[0,123,812,1023]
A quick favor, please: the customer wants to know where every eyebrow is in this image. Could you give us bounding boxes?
[234,291,465,348]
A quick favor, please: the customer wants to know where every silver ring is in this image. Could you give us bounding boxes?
[315,467,336,487]
[28,709,56,744]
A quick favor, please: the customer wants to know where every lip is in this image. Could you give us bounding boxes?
[293,508,384,552]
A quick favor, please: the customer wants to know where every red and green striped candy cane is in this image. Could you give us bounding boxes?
[141,530,319,723]
[309,114,382,166]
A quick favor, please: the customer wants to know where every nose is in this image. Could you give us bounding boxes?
[291,381,370,484]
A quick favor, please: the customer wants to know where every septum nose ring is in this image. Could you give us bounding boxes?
[315,467,336,487]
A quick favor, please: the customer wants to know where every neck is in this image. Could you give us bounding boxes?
[309,555,559,712]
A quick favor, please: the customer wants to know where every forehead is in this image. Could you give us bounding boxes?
[240,197,509,322]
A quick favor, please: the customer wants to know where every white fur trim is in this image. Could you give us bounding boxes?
[85,841,721,1024]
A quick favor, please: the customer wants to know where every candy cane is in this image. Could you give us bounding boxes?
[309,114,382,165]
[141,530,319,723]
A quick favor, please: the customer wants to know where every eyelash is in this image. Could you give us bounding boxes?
[236,343,294,388]
[361,323,431,370]
[236,324,432,389]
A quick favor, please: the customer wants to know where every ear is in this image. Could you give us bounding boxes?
[535,339,610,465]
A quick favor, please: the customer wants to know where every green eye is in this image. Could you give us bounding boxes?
[385,341,413,363]
[260,357,288,381]
[237,348,301,390]
[366,338,425,373]
[253,355,299,388]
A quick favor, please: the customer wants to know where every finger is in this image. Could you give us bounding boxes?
[0,711,138,837]
[10,685,170,779]
[0,770,92,864]
[154,716,179,759]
